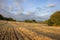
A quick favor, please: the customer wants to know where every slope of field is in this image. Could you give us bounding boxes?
[0,20,60,40]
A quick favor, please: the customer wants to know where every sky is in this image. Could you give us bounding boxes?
[0,0,60,21]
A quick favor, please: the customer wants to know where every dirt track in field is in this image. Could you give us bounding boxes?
[0,21,60,40]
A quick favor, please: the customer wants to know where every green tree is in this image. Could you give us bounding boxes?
[49,11,60,26]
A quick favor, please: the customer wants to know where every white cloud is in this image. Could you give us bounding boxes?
[47,4,56,7]
[0,0,49,21]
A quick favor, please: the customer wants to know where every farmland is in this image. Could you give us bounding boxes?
[0,20,60,40]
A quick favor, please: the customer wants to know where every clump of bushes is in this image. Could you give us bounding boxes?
[25,20,36,23]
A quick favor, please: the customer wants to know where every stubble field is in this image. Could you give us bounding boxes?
[0,20,60,40]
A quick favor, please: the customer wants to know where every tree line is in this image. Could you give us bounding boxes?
[0,14,16,21]
[25,20,36,23]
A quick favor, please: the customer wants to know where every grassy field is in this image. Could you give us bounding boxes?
[0,20,60,40]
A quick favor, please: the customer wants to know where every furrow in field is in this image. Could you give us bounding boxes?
[13,27,25,40]
[9,22,36,40]
[3,26,17,40]
[12,23,53,40]
[10,22,31,40]
[15,27,32,40]
[0,25,9,40]
[17,27,52,40]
